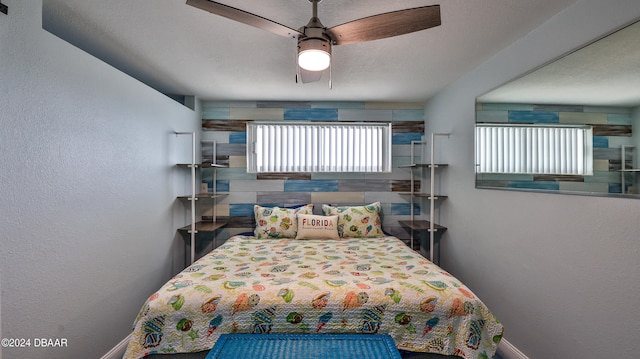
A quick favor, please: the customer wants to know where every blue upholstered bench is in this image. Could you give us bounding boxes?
[205,334,402,359]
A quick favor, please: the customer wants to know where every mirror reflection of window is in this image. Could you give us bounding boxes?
[475,123,593,175]
[476,103,634,194]
[474,19,640,197]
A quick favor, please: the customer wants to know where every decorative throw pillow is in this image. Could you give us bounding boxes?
[295,214,340,240]
[322,202,384,238]
[254,204,313,239]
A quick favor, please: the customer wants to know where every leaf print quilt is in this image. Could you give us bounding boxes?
[123,236,503,359]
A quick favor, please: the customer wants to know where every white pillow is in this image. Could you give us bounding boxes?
[295,214,340,240]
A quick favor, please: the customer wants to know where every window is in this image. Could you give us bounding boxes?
[247,122,392,173]
[475,124,593,175]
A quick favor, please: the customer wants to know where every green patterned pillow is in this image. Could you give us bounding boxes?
[322,202,384,238]
[254,204,313,239]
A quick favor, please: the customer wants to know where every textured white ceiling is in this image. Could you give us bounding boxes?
[478,19,640,107]
[43,0,579,102]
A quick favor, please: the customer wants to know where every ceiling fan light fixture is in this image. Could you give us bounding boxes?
[297,38,331,71]
[298,49,330,71]
[187,0,442,81]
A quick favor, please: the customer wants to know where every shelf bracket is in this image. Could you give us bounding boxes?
[428,133,450,263]
[405,134,450,261]
[0,2,7,15]
[175,132,197,265]
[408,140,427,250]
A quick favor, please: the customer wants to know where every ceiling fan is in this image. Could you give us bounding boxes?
[186,0,441,85]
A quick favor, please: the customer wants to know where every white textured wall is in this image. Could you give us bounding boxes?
[425,0,640,358]
[0,1,199,357]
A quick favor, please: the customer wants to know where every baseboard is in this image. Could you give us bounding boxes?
[497,338,529,359]
[101,334,132,359]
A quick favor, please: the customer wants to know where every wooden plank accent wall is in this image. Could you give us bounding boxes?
[202,119,250,131]
[592,124,632,136]
[533,175,585,182]
[198,101,427,250]
[257,173,312,181]
[392,121,425,133]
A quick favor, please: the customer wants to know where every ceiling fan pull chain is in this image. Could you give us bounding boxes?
[329,63,332,89]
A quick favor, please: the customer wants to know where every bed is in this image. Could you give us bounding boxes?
[123,203,503,359]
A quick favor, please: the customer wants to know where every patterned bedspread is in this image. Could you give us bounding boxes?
[123,236,503,359]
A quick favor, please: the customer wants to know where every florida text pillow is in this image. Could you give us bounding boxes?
[295,214,339,240]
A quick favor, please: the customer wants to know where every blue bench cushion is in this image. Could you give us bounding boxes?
[205,334,402,359]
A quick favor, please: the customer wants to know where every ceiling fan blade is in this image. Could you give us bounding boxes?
[326,5,441,45]
[297,68,323,83]
[186,0,302,38]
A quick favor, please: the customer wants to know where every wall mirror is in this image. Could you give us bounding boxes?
[475,19,640,198]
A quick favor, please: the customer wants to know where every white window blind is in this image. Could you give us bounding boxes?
[247,122,392,173]
[475,124,593,175]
